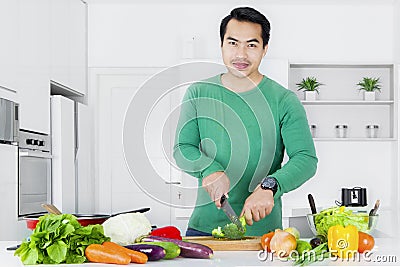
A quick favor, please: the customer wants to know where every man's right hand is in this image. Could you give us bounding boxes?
[202,171,230,208]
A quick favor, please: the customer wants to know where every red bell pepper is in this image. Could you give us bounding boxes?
[150,226,182,240]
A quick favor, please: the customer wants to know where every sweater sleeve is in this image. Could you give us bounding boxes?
[270,91,318,199]
[173,86,225,179]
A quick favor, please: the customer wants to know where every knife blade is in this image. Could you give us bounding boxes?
[220,194,245,233]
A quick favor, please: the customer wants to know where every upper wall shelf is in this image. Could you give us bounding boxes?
[289,63,396,139]
[313,137,397,141]
[290,63,394,101]
[290,63,394,69]
[301,100,394,105]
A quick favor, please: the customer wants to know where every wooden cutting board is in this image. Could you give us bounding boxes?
[184,236,262,251]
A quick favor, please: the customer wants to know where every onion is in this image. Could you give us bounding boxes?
[269,229,297,257]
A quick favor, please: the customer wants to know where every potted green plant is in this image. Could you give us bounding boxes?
[356,77,381,101]
[296,76,324,101]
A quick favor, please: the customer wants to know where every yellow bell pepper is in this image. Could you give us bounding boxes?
[328,225,358,258]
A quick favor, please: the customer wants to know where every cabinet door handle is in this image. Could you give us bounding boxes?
[19,151,53,159]
[165,181,181,185]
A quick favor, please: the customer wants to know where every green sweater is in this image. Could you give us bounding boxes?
[173,74,317,236]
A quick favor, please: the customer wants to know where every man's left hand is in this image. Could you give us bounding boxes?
[240,186,274,226]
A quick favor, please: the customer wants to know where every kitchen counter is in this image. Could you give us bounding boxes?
[1,239,399,266]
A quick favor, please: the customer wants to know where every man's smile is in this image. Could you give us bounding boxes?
[232,61,250,70]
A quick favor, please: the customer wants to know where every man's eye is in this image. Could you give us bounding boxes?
[228,41,237,46]
[248,43,257,48]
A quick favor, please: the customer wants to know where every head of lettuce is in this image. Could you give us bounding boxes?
[15,214,110,265]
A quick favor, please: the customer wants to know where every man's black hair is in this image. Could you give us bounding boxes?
[220,7,271,48]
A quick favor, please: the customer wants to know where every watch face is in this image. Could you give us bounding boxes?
[261,177,277,191]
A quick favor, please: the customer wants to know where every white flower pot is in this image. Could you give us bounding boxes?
[304,91,317,101]
[363,91,376,101]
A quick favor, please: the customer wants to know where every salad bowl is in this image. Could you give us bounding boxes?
[306,207,378,237]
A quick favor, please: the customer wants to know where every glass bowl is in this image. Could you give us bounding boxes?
[306,213,378,237]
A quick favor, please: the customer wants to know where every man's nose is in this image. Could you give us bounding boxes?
[235,44,247,58]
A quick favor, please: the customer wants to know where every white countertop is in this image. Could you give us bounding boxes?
[1,239,399,266]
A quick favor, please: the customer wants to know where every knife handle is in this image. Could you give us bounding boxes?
[220,194,227,205]
[308,194,317,214]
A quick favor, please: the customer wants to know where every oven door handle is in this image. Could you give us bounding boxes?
[19,151,53,159]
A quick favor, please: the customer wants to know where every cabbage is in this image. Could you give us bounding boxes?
[102,213,152,245]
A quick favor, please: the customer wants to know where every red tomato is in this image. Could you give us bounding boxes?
[261,232,274,252]
[358,231,375,253]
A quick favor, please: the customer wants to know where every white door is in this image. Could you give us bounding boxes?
[93,68,173,228]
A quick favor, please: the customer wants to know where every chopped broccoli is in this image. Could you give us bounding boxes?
[239,216,246,228]
[212,226,225,238]
[222,224,245,239]
[212,216,247,240]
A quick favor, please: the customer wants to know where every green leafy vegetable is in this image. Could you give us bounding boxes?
[314,206,369,237]
[295,240,312,255]
[212,216,246,240]
[292,242,330,266]
[211,226,225,238]
[14,214,110,265]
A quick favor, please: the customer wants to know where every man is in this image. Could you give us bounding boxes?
[173,7,317,236]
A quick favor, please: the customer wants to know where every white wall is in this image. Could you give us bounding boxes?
[87,0,399,235]
[88,0,395,67]
[395,1,400,63]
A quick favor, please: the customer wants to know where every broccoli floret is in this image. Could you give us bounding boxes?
[221,216,247,240]
[222,224,245,240]
[212,226,225,238]
[212,216,247,240]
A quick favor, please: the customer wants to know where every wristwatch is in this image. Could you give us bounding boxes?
[260,177,278,196]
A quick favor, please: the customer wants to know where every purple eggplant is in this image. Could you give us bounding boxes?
[137,235,213,259]
[124,244,166,261]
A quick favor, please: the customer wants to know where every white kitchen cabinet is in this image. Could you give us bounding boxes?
[0,144,30,241]
[50,0,87,96]
[289,64,396,140]
[50,0,69,90]
[69,0,87,95]
[0,87,18,104]
[17,0,51,134]
[0,0,18,92]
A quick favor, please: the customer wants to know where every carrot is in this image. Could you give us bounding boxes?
[103,241,148,264]
[85,244,130,265]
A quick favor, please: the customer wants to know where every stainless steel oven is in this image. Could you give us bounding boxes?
[18,130,52,216]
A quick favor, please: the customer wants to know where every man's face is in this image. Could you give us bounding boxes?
[221,19,268,79]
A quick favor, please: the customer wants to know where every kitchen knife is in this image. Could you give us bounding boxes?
[368,199,380,229]
[368,199,380,216]
[220,194,245,233]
